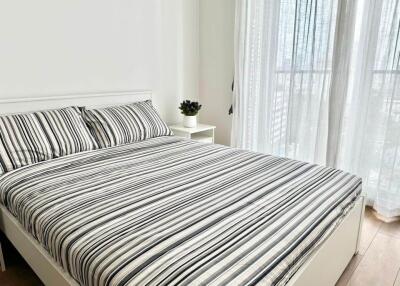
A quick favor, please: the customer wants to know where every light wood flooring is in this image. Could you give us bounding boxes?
[0,208,398,286]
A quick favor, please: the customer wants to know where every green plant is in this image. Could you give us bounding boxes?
[179,100,202,116]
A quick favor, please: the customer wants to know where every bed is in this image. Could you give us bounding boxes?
[0,91,364,286]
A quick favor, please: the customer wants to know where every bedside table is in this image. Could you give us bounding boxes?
[170,123,216,143]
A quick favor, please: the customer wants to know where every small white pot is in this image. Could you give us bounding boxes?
[183,115,197,128]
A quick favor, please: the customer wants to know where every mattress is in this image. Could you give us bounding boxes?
[0,136,361,286]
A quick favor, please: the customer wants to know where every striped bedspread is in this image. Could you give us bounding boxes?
[0,136,361,286]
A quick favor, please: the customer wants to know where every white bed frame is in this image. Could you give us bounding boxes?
[0,91,365,286]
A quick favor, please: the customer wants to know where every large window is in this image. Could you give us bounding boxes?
[269,0,338,162]
[233,0,400,217]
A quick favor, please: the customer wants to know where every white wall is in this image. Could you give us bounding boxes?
[0,0,235,140]
[181,0,200,103]
[0,0,199,124]
[156,0,199,123]
[199,0,235,145]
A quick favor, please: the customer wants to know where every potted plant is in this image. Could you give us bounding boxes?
[179,100,202,128]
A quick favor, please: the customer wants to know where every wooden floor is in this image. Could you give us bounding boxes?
[0,208,398,286]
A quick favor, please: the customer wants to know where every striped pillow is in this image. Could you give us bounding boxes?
[0,107,97,175]
[83,100,173,147]
[34,107,98,157]
[0,112,53,174]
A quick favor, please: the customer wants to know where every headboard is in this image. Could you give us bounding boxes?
[0,90,152,115]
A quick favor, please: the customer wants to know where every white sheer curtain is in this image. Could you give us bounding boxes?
[232,0,355,165]
[232,0,400,218]
[338,0,400,218]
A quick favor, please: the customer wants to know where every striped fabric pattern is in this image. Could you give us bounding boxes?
[0,136,361,286]
[0,107,97,175]
[0,112,53,174]
[34,107,98,157]
[83,100,173,148]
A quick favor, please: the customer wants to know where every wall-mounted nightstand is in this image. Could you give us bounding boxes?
[170,123,216,143]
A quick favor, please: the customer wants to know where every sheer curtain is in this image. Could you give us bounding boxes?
[338,0,400,218]
[232,0,400,218]
[232,0,355,165]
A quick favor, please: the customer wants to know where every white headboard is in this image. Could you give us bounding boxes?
[0,90,152,115]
